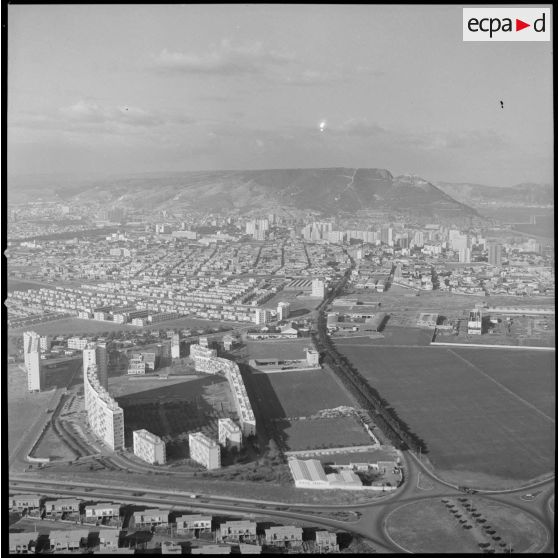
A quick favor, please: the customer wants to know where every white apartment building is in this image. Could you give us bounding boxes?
[83,342,108,390]
[305,348,320,367]
[311,279,325,299]
[218,418,242,448]
[171,333,180,359]
[133,429,166,465]
[189,432,221,470]
[84,363,125,450]
[128,355,146,375]
[68,337,89,350]
[467,309,482,335]
[190,344,218,373]
[254,308,272,325]
[39,335,51,351]
[277,302,290,321]
[23,331,42,392]
[84,503,120,522]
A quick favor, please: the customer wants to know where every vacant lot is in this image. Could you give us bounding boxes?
[335,327,432,347]
[262,291,319,314]
[8,316,232,337]
[243,369,354,420]
[386,497,547,553]
[7,360,81,460]
[244,339,315,360]
[283,416,372,451]
[116,375,236,460]
[336,344,555,487]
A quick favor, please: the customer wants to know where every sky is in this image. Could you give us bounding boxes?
[8,4,553,186]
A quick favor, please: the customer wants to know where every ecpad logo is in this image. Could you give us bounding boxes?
[463,8,550,41]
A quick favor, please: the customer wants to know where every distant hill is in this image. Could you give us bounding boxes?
[8,167,480,222]
[437,181,553,206]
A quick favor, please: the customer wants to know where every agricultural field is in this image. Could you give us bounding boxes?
[243,369,354,420]
[385,497,548,553]
[335,344,555,488]
[282,416,373,452]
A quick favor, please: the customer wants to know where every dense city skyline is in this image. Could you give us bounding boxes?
[8,4,553,186]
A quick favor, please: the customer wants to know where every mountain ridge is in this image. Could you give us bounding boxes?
[9,167,483,222]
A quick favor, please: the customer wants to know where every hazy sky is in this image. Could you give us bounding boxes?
[8,4,553,186]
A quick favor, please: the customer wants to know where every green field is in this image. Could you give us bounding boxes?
[335,343,555,487]
[283,416,372,451]
[243,369,354,419]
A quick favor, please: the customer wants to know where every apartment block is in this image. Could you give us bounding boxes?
[84,363,125,450]
[133,429,166,465]
[189,432,221,470]
[23,331,42,392]
[218,418,242,448]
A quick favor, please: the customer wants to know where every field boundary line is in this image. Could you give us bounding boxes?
[431,342,555,351]
[447,349,555,424]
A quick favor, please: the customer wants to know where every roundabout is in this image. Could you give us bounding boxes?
[383,495,549,554]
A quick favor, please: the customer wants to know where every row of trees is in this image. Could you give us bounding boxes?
[313,262,427,454]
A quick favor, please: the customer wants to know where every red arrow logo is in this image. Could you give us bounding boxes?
[516,19,530,31]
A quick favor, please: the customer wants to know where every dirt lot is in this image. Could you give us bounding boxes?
[242,339,315,360]
[243,369,354,420]
[283,416,373,452]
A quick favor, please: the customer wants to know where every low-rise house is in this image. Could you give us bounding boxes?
[9,533,39,554]
[133,509,169,528]
[264,526,303,547]
[44,498,81,518]
[315,531,339,552]
[239,543,262,554]
[218,520,257,542]
[84,502,120,523]
[191,544,231,555]
[98,529,120,550]
[175,514,212,534]
[49,529,89,551]
[161,541,182,554]
[9,494,42,511]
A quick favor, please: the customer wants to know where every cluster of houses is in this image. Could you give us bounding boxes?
[9,495,340,554]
